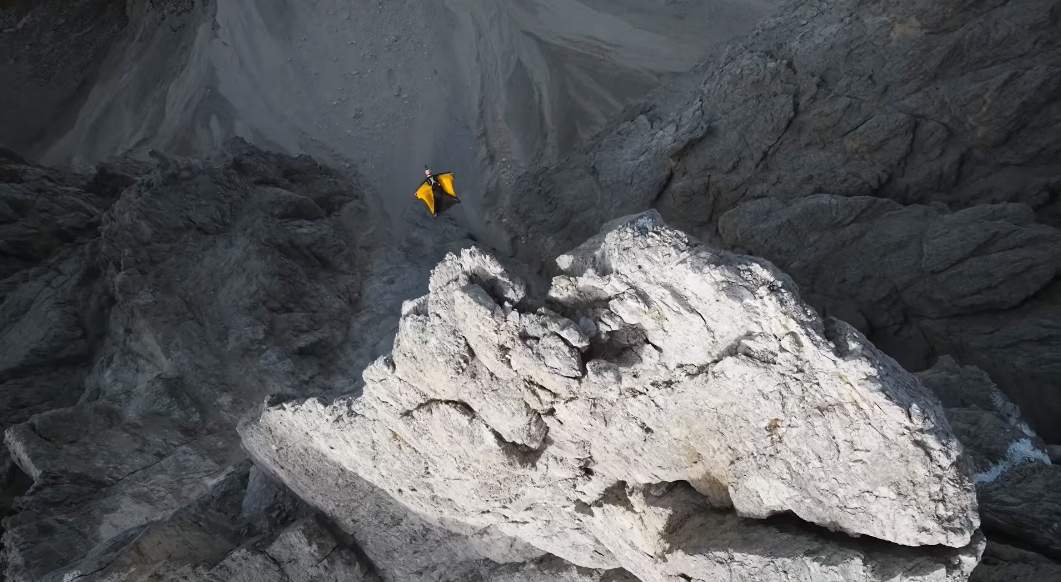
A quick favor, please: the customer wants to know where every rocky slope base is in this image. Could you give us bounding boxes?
[484,0,1061,444]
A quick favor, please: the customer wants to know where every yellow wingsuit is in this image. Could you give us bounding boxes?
[415,170,460,217]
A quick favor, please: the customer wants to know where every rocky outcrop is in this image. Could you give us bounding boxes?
[484,0,1061,443]
[245,212,984,582]
[193,512,380,582]
[0,140,477,582]
[244,410,634,582]
[10,457,372,582]
[2,0,1057,578]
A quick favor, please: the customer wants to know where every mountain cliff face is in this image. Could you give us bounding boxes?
[0,0,1058,578]
[484,0,1061,444]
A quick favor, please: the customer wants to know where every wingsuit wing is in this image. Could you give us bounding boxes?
[415,180,436,215]
[435,172,457,198]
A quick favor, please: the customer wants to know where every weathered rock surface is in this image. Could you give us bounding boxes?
[16,457,375,582]
[0,140,477,581]
[246,212,983,582]
[0,147,133,546]
[194,513,380,582]
[249,395,547,576]
[978,463,1061,560]
[244,411,638,582]
[484,0,1061,443]
[3,0,1057,576]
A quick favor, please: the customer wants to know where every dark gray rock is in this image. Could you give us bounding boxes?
[919,291,1061,443]
[0,140,476,582]
[488,0,1061,257]
[916,357,1061,576]
[978,463,1061,561]
[0,148,112,428]
[971,541,1061,582]
[0,149,122,551]
[917,357,1050,483]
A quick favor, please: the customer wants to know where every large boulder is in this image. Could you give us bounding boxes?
[245,212,984,582]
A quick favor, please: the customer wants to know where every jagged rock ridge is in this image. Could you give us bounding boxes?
[244,211,985,582]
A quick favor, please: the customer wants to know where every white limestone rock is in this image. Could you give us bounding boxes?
[245,212,983,581]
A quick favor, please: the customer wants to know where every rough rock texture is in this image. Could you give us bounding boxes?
[246,401,550,582]
[245,212,983,582]
[489,0,1061,254]
[244,422,635,582]
[0,147,139,543]
[3,0,1057,577]
[0,140,477,582]
[978,463,1061,560]
[18,457,375,582]
[484,0,1061,443]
